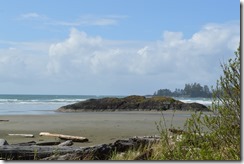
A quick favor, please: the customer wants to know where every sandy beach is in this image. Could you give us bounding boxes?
[0,111,204,147]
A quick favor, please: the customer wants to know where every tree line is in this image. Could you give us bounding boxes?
[153,83,212,98]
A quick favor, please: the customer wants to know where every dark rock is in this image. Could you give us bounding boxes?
[113,139,135,152]
[36,141,61,146]
[57,95,209,112]
[82,144,113,160]
[181,102,209,111]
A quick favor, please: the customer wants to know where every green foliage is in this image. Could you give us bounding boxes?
[109,44,241,160]
[154,89,173,96]
[123,95,146,103]
[183,44,241,160]
[154,83,212,98]
[150,96,176,103]
[110,144,151,160]
[184,83,212,97]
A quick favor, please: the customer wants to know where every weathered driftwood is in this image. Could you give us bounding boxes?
[0,136,160,160]
[39,132,88,142]
[0,139,9,146]
[58,140,73,146]
[43,136,160,160]
[0,145,80,160]
[8,134,34,138]
[11,141,36,146]
[10,141,69,147]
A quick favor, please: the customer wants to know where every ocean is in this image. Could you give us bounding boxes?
[0,94,212,115]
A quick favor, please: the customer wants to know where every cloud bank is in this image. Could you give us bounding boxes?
[0,21,240,94]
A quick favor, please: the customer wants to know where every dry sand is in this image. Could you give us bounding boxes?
[0,111,205,147]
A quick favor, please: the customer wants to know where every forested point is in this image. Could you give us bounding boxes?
[153,83,212,98]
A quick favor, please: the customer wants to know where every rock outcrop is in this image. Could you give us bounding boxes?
[57,95,209,112]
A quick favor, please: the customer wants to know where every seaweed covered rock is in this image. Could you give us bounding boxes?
[57,95,209,112]
[138,97,181,110]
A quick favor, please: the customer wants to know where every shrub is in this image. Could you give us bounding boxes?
[109,45,241,160]
[183,44,241,160]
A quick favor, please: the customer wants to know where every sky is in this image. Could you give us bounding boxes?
[0,0,240,95]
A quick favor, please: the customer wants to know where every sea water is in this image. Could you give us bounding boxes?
[0,94,212,115]
[174,97,212,106]
[0,95,116,115]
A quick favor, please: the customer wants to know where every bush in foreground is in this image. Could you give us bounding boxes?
[110,45,240,160]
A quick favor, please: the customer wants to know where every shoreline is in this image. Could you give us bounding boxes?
[0,111,211,147]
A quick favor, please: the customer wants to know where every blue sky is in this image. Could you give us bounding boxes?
[1,0,239,41]
[0,0,240,95]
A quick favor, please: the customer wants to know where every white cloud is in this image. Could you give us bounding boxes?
[19,12,48,20]
[51,15,126,27]
[77,14,127,26]
[0,21,240,94]
[47,22,239,78]
[19,13,127,27]
[0,41,50,83]
[47,28,104,75]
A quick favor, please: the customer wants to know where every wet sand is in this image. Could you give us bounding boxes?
[0,111,204,147]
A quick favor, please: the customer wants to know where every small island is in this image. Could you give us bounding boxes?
[57,95,209,112]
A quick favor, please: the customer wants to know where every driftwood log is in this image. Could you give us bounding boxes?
[10,141,68,147]
[8,134,34,138]
[0,145,80,160]
[58,140,73,146]
[0,136,160,160]
[0,120,9,122]
[39,132,88,142]
[11,141,37,146]
[0,139,9,146]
